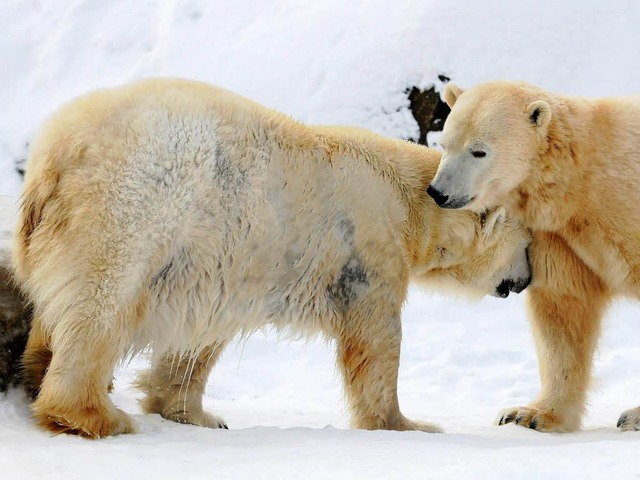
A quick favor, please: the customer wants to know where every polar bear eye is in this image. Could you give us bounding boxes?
[471,150,486,158]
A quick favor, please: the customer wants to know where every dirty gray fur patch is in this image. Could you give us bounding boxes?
[211,142,252,191]
[336,214,356,246]
[211,143,234,183]
[327,257,370,311]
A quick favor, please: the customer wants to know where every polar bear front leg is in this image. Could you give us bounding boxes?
[498,232,609,432]
[336,308,442,433]
[136,341,229,429]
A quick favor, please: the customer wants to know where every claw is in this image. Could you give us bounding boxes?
[499,412,516,425]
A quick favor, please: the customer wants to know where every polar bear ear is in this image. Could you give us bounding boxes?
[481,206,506,242]
[444,83,464,108]
[526,100,551,129]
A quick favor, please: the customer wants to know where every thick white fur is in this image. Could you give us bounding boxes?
[432,80,640,432]
[14,78,530,438]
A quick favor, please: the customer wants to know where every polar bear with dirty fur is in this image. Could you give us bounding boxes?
[15,78,531,438]
[429,79,640,432]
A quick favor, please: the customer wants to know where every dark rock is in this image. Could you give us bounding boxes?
[0,265,31,392]
[406,82,451,145]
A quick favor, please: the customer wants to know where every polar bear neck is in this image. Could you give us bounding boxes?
[314,128,440,264]
[513,96,595,231]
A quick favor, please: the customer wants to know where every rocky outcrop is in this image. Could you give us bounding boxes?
[0,198,30,392]
[406,76,452,145]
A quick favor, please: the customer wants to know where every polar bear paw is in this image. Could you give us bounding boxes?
[161,409,228,429]
[497,406,573,432]
[617,407,640,431]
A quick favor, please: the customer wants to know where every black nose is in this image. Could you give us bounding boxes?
[496,280,511,298]
[427,185,449,207]
[496,276,532,298]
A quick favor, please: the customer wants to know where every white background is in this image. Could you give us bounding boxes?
[1,1,639,478]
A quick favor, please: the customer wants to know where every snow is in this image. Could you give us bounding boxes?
[2,0,640,478]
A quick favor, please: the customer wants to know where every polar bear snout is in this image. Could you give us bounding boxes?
[494,276,531,298]
[493,246,532,298]
[427,183,472,209]
[426,184,448,206]
[496,274,531,298]
[512,273,532,293]
[495,279,513,298]
[426,183,471,209]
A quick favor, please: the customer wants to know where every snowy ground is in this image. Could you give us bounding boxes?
[1,288,639,479]
[2,0,640,479]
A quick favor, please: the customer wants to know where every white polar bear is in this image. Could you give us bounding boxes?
[15,78,531,438]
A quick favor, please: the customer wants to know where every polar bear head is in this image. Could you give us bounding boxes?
[413,205,532,299]
[427,81,552,212]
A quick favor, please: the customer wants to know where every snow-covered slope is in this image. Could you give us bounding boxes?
[1,1,640,479]
[4,0,640,195]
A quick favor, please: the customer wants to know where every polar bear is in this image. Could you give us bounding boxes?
[15,78,531,438]
[428,80,640,432]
